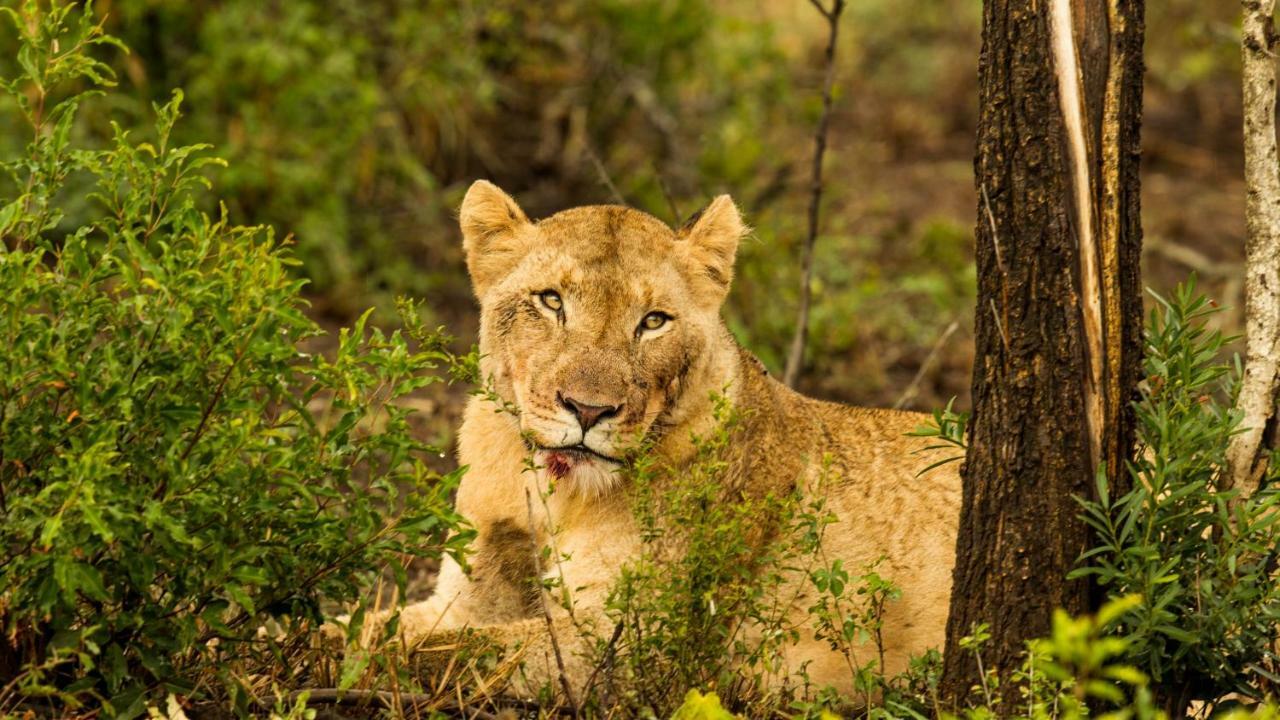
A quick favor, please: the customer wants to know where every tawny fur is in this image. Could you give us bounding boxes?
[386,181,961,699]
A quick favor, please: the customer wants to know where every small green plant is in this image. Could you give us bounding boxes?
[0,3,468,714]
[806,555,904,711]
[1074,282,1280,714]
[908,397,969,476]
[948,597,1162,720]
[601,396,801,716]
[1018,596,1162,720]
[670,689,742,720]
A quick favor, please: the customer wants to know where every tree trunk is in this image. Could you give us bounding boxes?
[939,0,1145,709]
[1227,0,1280,496]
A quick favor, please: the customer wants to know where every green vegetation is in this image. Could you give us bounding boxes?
[669,597,1165,720]
[596,400,899,717]
[603,399,803,716]
[0,5,468,713]
[1076,283,1280,709]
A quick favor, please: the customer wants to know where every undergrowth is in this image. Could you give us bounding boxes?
[1073,283,1280,715]
[0,4,469,715]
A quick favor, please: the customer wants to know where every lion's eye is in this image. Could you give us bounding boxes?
[538,290,563,313]
[639,311,670,333]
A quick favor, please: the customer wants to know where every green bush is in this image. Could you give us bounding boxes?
[1075,282,1280,711]
[908,283,1280,717]
[0,3,468,714]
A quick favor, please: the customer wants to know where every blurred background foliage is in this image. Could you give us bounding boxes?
[0,0,1244,412]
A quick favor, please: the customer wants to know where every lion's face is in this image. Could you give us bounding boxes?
[458,181,745,495]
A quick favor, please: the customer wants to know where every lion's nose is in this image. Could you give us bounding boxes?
[557,392,622,432]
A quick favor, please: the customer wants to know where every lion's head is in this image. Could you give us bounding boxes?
[458,180,747,495]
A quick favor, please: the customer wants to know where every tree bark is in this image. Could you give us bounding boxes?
[1227,0,1280,496]
[939,0,1145,709]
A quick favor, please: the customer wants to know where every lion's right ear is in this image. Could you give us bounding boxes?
[459,180,534,296]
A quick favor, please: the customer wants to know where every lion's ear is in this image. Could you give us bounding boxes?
[459,180,534,296]
[678,194,746,302]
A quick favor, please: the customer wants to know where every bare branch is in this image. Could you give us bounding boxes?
[893,320,961,410]
[584,144,626,206]
[784,0,846,388]
[655,169,681,225]
[806,0,835,20]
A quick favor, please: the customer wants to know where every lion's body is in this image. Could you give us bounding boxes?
[390,183,962,699]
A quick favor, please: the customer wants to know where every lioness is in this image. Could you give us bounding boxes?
[389,180,961,699]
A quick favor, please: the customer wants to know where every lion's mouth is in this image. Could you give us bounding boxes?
[536,444,623,479]
[539,443,622,464]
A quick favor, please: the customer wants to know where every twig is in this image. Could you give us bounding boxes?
[251,689,501,719]
[990,298,1009,352]
[1146,238,1239,278]
[806,0,836,19]
[893,321,961,410]
[585,145,626,206]
[525,488,581,716]
[783,0,847,388]
[980,181,1013,368]
[748,162,795,216]
[180,319,261,463]
[655,169,681,224]
[621,76,680,142]
[980,184,1005,275]
[581,621,625,704]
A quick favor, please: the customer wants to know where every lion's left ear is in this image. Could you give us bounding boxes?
[678,195,747,302]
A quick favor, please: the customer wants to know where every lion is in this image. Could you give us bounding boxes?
[376,180,961,702]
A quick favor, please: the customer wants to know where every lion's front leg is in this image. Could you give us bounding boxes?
[409,609,611,704]
[348,516,544,646]
[393,554,473,640]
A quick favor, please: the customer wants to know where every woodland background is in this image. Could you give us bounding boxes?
[0,1,1268,716]
[0,0,1241,428]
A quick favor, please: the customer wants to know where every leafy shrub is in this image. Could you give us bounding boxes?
[0,3,468,714]
[1075,282,1280,711]
[908,597,1163,720]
